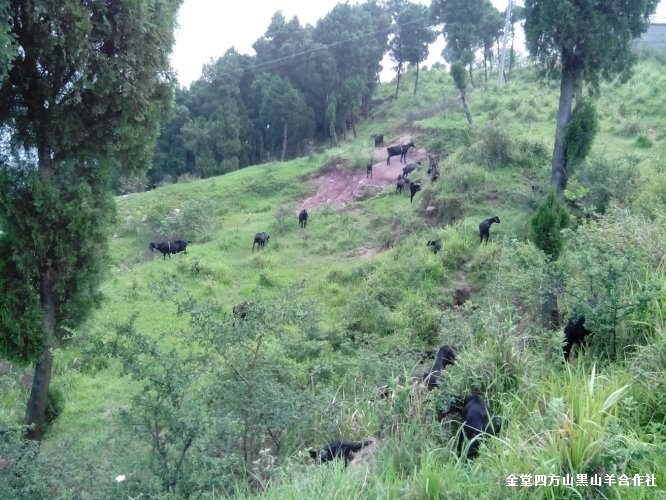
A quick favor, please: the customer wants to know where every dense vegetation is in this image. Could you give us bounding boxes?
[1,51,665,497]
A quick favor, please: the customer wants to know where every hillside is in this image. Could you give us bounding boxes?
[1,58,665,499]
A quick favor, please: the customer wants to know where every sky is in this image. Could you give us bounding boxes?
[170,0,666,88]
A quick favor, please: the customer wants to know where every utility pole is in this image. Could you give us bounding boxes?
[497,0,513,87]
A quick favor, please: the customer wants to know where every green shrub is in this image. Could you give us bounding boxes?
[564,100,599,170]
[530,190,570,259]
[475,121,513,169]
[45,387,65,426]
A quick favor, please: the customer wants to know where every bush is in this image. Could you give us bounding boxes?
[530,190,570,260]
[157,197,219,242]
[475,121,513,169]
[564,100,599,170]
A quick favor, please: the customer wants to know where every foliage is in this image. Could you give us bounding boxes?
[449,60,467,93]
[157,198,219,242]
[564,100,599,169]
[530,190,570,259]
[560,209,664,361]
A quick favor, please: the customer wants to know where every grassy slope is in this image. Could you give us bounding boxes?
[1,59,665,498]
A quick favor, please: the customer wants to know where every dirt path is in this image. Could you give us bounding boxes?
[300,135,431,210]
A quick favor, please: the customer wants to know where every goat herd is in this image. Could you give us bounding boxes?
[145,134,595,468]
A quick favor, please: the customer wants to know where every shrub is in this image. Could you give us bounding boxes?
[577,155,640,214]
[564,100,599,170]
[530,190,570,260]
[475,121,513,169]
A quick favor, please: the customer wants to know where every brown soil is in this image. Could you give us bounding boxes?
[451,273,477,307]
[300,134,431,210]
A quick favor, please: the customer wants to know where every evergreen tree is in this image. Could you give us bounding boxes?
[524,0,658,193]
[0,0,181,440]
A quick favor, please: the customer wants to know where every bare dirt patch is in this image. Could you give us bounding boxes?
[451,273,477,307]
[300,134,431,211]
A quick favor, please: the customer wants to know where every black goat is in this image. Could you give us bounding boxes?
[441,395,501,459]
[366,160,373,179]
[479,216,500,244]
[149,240,190,259]
[396,175,407,194]
[429,166,440,183]
[386,142,415,165]
[233,300,253,326]
[563,314,594,362]
[402,161,421,177]
[298,209,308,228]
[252,232,270,251]
[409,181,422,203]
[427,239,442,254]
[309,440,373,466]
[373,134,384,147]
[422,344,457,390]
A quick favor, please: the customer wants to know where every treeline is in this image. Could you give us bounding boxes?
[145,0,516,189]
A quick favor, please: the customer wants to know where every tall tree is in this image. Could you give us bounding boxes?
[431,0,486,87]
[388,0,438,97]
[524,0,658,193]
[478,0,504,82]
[0,0,181,441]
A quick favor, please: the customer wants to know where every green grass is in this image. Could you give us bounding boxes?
[2,56,666,499]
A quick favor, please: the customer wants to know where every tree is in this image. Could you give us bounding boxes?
[450,60,473,125]
[388,1,438,97]
[251,73,313,161]
[431,0,486,87]
[478,0,504,82]
[0,0,181,441]
[524,0,658,193]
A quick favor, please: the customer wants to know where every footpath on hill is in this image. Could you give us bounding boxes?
[300,134,430,210]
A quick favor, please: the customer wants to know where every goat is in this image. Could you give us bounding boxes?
[422,344,456,390]
[149,240,190,260]
[252,232,270,251]
[427,239,442,254]
[409,181,422,203]
[366,160,373,179]
[233,300,253,326]
[479,216,500,244]
[309,440,373,466]
[373,134,384,147]
[396,175,407,194]
[563,314,594,362]
[402,161,421,177]
[440,395,501,459]
[298,209,308,228]
[386,142,415,165]
[429,165,440,183]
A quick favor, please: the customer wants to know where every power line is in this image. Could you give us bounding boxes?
[187,16,442,82]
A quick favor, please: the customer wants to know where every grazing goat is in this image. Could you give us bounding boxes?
[427,239,442,254]
[402,161,421,177]
[149,240,190,260]
[299,209,308,228]
[309,440,373,466]
[531,184,544,194]
[422,344,457,390]
[252,232,270,251]
[396,175,407,194]
[479,216,500,244]
[386,142,415,164]
[409,181,422,203]
[373,134,384,147]
[366,160,373,179]
[441,395,501,459]
[563,314,594,362]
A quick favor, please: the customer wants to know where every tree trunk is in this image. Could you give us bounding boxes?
[280,121,288,162]
[394,65,402,100]
[461,91,473,125]
[574,75,583,108]
[25,148,58,442]
[483,54,488,82]
[468,64,475,88]
[350,114,357,139]
[329,119,337,146]
[413,61,420,96]
[552,61,576,194]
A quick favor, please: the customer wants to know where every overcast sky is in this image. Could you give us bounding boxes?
[170,0,666,88]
